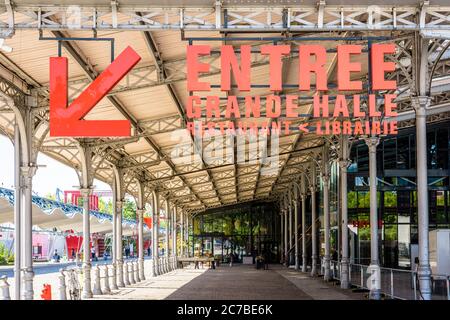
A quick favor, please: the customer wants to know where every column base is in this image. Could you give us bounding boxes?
[340,260,350,289]
[151,258,157,277]
[21,268,34,300]
[82,263,92,299]
[116,260,125,287]
[418,264,432,300]
[367,264,381,300]
[323,256,331,281]
[302,257,307,273]
[110,264,118,290]
[310,256,318,277]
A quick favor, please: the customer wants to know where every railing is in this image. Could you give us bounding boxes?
[0,256,180,300]
[286,217,320,255]
[329,260,450,300]
[0,187,146,230]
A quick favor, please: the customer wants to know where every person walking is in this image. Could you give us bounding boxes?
[263,248,270,270]
[91,246,96,261]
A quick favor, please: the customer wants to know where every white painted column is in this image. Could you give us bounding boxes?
[152,192,159,276]
[116,200,124,287]
[413,96,432,300]
[137,208,145,280]
[365,136,381,300]
[13,124,21,300]
[310,163,318,277]
[164,199,170,273]
[294,187,299,270]
[284,205,288,266]
[81,187,93,298]
[339,135,351,289]
[180,209,184,257]
[288,192,293,266]
[173,206,177,269]
[301,174,307,273]
[322,145,331,281]
[110,179,118,290]
[279,211,283,263]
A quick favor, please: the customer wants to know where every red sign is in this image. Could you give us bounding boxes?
[143,217,152,229]
[49,46,141,137]
[351,219,383,228]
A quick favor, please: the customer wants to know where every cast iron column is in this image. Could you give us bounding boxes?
[284,205,288,266]
[288,192,293,266]
[310,163,318,277]
[137,208,145,280]
[280,211,284,263]
[13,124,21,300]
[81,187,93,298]
[301,174,307,273]
[413,96,432,299]
[294,187,299,270]
[365,136,381,300]
[180,209,184,257]
[152,192,159,276]
[173,206,177,269]
[116,200,125,287]
[165,199,170,273]
[322,146,331,281]
[339,135,351,289]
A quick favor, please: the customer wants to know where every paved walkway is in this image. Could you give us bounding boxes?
[2,262,367,300]
[91,264,366,300]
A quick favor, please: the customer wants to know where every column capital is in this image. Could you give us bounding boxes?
[20,164,38,179]
[309,185,316,193]
[136,209,145,218]
[339,159,351,171]
[115,200,124,210]
[79,187,93,197]
[412,95,431,115]
[321,173,330,184]
[364,136,379,152]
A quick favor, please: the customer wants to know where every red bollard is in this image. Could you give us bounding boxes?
[40,284,52,300]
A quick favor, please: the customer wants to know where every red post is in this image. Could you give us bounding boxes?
[40,284,52,300]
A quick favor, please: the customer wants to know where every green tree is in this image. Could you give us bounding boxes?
[0,243,14,265]
[122,198,137,220]
[44,192,56,200]
[98,197,113,214]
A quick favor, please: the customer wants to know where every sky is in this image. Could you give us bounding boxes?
[0,135,111,196]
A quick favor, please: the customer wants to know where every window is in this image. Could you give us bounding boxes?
[358,191,370,208]
[384,191,397,208]
[384,139,397,169]
[436,128,449,169]
[357,144,369,171]
[427,131,438,169]
[397,136,410,169]
[398,191,410,209]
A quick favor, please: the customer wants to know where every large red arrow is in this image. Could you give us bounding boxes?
[50,46,141,137]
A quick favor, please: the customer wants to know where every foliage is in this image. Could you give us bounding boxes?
[0,243,14,265]
[44,192,56,200]
[384,191,397,208]
[122,199,137,220]
[98,197,113,214]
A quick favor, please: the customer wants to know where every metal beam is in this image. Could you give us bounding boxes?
[1,4,450,33]
[53,30,207,206]
[140,28,222,205]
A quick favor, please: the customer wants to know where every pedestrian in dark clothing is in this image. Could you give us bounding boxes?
[263,249,270,270]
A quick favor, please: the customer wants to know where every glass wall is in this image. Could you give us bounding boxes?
[348,121,450,269]
[189,202,280,263]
